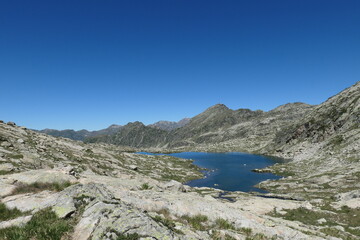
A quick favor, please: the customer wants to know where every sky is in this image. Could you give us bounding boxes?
[0,0,359,130]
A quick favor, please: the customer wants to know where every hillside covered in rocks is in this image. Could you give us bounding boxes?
[1,113,359,239]
[0,82,359,240]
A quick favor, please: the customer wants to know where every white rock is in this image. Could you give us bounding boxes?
[0,215,32,229]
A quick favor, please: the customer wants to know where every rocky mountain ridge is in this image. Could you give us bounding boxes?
[37,124,123,141]
[84,101,314,151]
[0,119,343,240]
[149,118,191,131]
[38,118,191,141]
[0,81,359,239]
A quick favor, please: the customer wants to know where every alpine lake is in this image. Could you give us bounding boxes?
[139,152,285,193]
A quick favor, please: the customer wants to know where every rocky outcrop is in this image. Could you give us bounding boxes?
[148,118,190,131]
[1,169,331,239]
[85,121,169,148]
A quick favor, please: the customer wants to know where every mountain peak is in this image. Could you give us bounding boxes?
[206,104,230,111]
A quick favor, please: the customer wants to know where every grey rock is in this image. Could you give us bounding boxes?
[0,163,15,172]
[129,165,138,171]
[6,121,16,126]
[0,215,32,229]
[317,218,327,224]
[163,180,186,192]
[1,141,12,148]
[335,190,360,201]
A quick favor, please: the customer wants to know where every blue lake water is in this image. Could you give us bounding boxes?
[138,152,283,193]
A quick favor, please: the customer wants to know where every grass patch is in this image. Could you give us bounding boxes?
[239,227,252,236]
[139,183,152,190]
[102,229,140,240]
[0,203,28,221]
[11,181,72,195]
[245,233,268,240]
[151,215,183,234]
[329,135,344,146]
[180,214,208,230]
[270,206,360,238]
[151,208,183,234]
[211,231,236,240]
[116,233,140,240]
[6,154,24,159]
[0,208,72,240]
[214,218,235,230]
[0,170,13,175]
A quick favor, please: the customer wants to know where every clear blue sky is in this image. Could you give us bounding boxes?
[1,0,359,130]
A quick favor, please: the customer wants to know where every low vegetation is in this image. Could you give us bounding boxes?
[139,183,152,190]
[0,208,72,240]
[270,206,360,239]
[0,203,27,221]
[180,214,209,230]
[214,218,235,230]
[10,181,72,195]
[151,215,183,234]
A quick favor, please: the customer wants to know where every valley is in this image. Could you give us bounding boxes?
[0,82,359,240]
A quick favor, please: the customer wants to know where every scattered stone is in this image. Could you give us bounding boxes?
[129,165,138,171]
[163,180,186,192]
[317,218,327,224]
[331,225,345,232]
[335,190,360,201]
[1,141,12,148]
[301,201,313,210]
[264,219,276,227]
[17,138,25,144]
[0,163,15,172]
[6,121,16,126]
[53,204,76,218]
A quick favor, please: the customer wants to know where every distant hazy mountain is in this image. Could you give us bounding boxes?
[38,124,122,141]
[40,82,360,161]
[85,102,314,149]
[148,118,190,131]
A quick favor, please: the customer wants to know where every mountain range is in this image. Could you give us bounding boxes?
[40,82,359,165]
[1,81,359,239]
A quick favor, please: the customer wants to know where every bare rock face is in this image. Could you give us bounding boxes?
[6,122,16,127]
[0,163,15,172]
[0,215,32,229]
[163,180,186,192]
[74,200,176,240]
[1,169,78,185]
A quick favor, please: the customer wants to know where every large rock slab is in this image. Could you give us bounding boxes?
[0,182,16,197]
[73,200,177,240]
[0,169,78,185]
[0,215,32,229]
